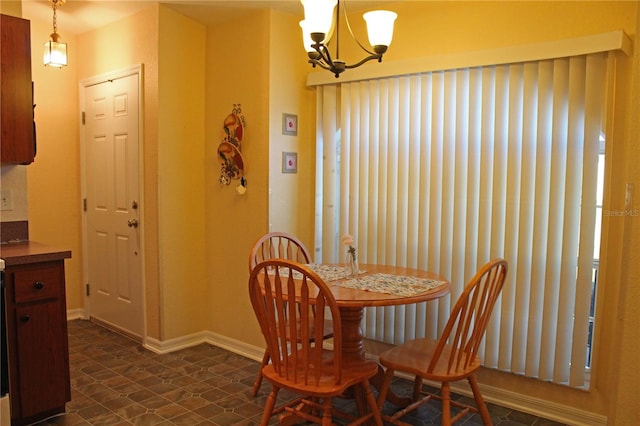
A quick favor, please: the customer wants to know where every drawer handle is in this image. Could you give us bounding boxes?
[33,281,44,290]
[20,315,30,323]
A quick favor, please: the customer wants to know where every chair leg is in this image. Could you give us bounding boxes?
[321,398,332,426]
[362,380,384,426]
[441,382,451,426]
[412,376,423,401]
[251,349,271,396]
[469,374,492,425]
[260,386,279,426]
[376,367,394,409]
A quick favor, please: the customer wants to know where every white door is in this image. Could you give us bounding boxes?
[81,68,143,339]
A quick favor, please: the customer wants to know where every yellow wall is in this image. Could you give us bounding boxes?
[0,1,20,16]
[202,7,318,353]
[204,10,272,343]
[610,8,640,424]
[268,10,316,251]
[202,8,319,346]
[26,9,83,310]
[157,6,207,340]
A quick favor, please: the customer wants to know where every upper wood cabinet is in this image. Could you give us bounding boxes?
[1,14,36,164]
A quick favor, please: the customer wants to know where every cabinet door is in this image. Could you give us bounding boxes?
[13,302,70,418]
[0,14,35,164]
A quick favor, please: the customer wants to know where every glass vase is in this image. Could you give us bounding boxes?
[346,255,359,277]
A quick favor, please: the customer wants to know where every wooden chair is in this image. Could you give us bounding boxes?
[248,231,312,271]
[248,259,383,426]
[248,232,334,396]
[376,258,508,425]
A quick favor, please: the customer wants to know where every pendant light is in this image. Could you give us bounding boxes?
[43,0,67,67]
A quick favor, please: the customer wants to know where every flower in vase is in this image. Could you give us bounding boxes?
[342,234,357,262]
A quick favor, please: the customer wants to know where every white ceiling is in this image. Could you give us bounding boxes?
[21,0,390,36]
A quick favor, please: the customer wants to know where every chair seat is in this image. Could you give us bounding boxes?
[380,338,482,382]
[263,352,379,397]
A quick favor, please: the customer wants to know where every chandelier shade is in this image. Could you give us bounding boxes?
[300,0,397,78]
[363,10,397,48]
[301,0,336,37]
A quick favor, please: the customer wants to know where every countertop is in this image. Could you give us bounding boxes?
[0,241,71,266]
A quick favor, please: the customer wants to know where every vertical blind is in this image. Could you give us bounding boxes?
[314,53,605,388]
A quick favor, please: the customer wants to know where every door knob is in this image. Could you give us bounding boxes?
[127,219,139,228]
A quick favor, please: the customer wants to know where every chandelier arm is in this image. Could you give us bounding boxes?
[312,43,336,69]
[341,0,377,56]
[308,59,334,72]
[343,53,383,69]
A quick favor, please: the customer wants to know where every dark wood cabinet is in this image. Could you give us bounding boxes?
[2,244,71,426]
[1,14,36,164]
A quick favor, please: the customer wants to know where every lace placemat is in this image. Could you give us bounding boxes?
[306,263,363,282]
[332,273,447,296]
[266,263,360,282]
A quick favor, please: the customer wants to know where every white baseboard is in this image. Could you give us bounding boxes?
[143,330,264,362]
[476,381,607,426]
[66,308,86,321]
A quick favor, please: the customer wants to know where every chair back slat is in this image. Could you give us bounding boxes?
[429,259,508,375]
[249,232,311,271]
[249,260,342,388]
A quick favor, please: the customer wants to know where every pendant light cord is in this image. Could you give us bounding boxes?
[52,2,58,35]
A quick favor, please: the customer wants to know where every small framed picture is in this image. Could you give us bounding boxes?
[282,152,298,174]
[282,113,298,136]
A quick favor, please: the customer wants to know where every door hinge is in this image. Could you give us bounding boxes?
[83,198,87,211]
[82,111,86,125]
[86,283,90,296]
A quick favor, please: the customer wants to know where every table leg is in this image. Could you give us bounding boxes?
[339,307,367,366]
[339,307,412,408]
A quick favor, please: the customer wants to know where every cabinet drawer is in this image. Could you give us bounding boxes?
[12,265,63,303]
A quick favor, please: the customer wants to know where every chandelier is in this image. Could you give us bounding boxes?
[43,0,67,67]
[299,0,397,78]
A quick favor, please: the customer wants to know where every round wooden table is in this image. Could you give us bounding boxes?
[326,263,450,369]
[319,263,449,411]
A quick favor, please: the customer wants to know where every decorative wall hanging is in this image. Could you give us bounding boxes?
[217,104,247,194]
[282,113,298,136]
[282,152,298,174]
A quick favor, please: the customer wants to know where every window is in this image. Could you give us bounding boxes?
[587,135,605,370]
[315,53,606,389]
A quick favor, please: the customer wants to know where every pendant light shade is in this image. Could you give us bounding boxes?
[44,0,67,67]
[44,34,67,67]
